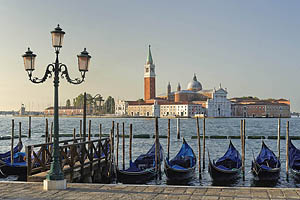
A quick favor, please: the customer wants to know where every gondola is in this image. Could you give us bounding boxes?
[164,138,196,182]
[288,139,300,180]
[251,141,281,181]
[0,152,27,180]
[117,142,163,184]
[208,140,242,182]
[0,142,23,160]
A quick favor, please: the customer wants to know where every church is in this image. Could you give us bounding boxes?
[115,45,232,117]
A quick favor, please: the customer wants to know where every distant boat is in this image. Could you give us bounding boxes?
[164,138,196,182]
[251,141,281,181]
[117,142,163,184]
[208,140,242,182]
[288,140,300,179]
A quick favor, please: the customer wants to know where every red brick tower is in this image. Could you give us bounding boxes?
[144,45,156,100]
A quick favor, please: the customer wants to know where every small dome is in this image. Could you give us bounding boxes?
[187,74,202,91]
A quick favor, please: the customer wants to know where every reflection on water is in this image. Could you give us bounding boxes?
[0,116,300,187]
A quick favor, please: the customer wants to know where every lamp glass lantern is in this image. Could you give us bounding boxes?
[22,48,36,71]
[51,24,65,48]
[77,48,91,72]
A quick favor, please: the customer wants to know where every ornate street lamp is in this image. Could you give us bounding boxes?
[22,25,91,187]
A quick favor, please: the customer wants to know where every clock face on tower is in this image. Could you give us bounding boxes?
[150,68,154,72]
[146,68,149,73]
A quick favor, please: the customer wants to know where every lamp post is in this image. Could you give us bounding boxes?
[22,25,91,184]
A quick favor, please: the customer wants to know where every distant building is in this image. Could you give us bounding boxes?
[44,106,85,116]
[206,87,231,117]
[231,98,291,118]
[127,101,160,117]
[115,100,128,116]
[160,102,205,117]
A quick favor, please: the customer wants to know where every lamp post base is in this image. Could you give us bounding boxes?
[43,179,67,190]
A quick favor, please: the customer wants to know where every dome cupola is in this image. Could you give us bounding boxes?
[187,74,202,91]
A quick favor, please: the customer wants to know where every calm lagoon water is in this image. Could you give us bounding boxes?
[1,115,300,187]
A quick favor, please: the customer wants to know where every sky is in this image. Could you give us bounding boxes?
[0,1,300,111]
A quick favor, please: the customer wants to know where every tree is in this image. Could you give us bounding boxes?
[66,99,71,108]
[103,96,115,114]
[73,93,93,108]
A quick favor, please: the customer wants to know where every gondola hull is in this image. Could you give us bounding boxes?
[208,159,241,182]
[290,168,300,181]
[164,160,195,181]
[251,161,280,181]
[117,167,157,184]
[0,164,27,181]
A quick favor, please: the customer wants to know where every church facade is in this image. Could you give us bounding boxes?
[115,45,232,117]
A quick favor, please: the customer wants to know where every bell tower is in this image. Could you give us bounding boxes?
[144,45,156,100]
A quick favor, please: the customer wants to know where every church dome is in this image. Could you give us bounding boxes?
[187,74,202,91]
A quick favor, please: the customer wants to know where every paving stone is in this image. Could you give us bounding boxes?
[282,190,300,198]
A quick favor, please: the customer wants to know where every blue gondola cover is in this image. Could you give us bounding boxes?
[256,141,280,170]
[289,140,300,170]
[123,142,163,172]
[167,139,196,169]
[215,141,241,170]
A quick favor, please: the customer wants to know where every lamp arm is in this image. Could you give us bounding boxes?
[60,64,86,85]
[28,64,54,84]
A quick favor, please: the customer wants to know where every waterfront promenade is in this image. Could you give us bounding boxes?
[1,182,300,200]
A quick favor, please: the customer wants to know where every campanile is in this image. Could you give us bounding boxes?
[144,45,156,100]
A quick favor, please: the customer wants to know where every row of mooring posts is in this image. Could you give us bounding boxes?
[9,116,293,181]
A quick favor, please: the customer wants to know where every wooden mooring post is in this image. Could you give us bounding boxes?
[109,129,113,179]
[243,119,246,181]
[167,119,170,159]
[116,123,119,168]
[240,119,246,181]
[122,122,125,170]
[80,120,82,138]
[88,120,91,141]
[50,122,53,143]
[112,121,115,156]
[177,118,180,139]
[45,119,49,144]
[11,119,14,165]
[99,124,102,140]
[286,120,289,180]
[28,116,31,138]
[129,124,132,162]
[277,118,281,159]
[196,117,202,179]
[73,128,76,141]
[155,117,161,179]
[202,118,206,170]
[18,122,22,144]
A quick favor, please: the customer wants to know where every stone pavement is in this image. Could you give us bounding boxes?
[0,181,300,200]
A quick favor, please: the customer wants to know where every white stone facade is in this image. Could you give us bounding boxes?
[206,87,231,117]
[160,103,204,117]
[127,103,160,117]
[115,100,128,116]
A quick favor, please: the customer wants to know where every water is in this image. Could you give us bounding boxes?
[1,115,300,187]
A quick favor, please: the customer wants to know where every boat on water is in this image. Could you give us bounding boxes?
[288,139,300,180]
[0,152,26,180]
[208,140,242,182]
[117,142,163,184]
[0,142,23,160]
[251,141,281,182]
[164,138,196,182]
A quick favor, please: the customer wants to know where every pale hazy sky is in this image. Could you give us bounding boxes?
[1,1,300,111]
